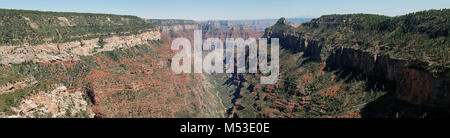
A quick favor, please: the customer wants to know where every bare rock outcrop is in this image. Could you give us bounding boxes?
[266,30,450,111]
[0,31,161,65]
[6,84,95,118]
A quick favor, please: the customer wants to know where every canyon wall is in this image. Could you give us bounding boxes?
[0,31,161,65]
[327,47,449,108]
[266,30,450,111]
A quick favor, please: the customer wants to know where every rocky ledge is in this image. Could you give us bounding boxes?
[266,30,449,111]
[0,31,161,65]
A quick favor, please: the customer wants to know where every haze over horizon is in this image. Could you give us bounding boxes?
[1,0,449,20]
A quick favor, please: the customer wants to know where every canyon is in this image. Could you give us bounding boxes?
[0,9,448,118]
[229,11,449,118]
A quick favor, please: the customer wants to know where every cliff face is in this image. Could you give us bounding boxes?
[0,31,161,65]
[265,13,450,114]
[0,9,161,65]
[0,9,156,46]
[264,31,326,61]
[0,10,227,118]
[327,47,449,108]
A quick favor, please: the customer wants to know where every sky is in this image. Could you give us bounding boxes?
[0,0,449,20]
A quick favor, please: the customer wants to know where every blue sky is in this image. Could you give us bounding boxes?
[1,0,449,20]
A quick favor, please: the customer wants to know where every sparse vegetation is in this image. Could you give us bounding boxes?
[0,9,156,46]
[283,9,449,77]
